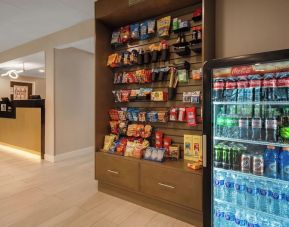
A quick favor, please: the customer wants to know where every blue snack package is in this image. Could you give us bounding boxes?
[126,108,134,121]
[140,21,149,40]
[131,23,140,40]
[131,109,140,122]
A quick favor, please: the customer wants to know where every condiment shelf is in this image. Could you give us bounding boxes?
[213,101,289,106]
[214,136,289,148]
[214,167,289,185]
[214,198,289,224]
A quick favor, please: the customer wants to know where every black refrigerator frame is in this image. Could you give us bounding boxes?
[202,48,289,227]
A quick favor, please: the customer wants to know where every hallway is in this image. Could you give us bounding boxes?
[0,151,194,227]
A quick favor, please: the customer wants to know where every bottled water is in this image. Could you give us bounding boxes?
[214,171,225,200]
[224,206,235,227]
[257,180,269,212]
[245,179,257,209]
[214,202,225,227]
[268,220,283,227]
[280,186,289,217]
[234,208,246,226]
[234,175,246,206]
[260,215,269,227]
[269,183,281,215]
[246,212,258,227]
[224,173,235,202]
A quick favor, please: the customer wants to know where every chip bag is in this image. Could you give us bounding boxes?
[157,16,171,37]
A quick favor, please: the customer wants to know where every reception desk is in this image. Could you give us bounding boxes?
[0,100,45,158]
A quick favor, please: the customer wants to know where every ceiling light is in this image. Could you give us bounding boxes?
[1,70,21,79]
[38,69,45,73]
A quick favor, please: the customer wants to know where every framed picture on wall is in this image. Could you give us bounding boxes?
[10,81,33,100]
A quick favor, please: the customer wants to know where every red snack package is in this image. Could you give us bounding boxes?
[110,121,119,134]
[186,106,197,126]
[169,107,178,121]
[178,107,186,122]
[120,25,130,43]
[155,131,164,148]
[109,109,119,121]
[163,137,171,152]
[121,90,131,102]
[116,138,127,155]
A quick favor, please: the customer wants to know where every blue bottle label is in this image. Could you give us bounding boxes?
[225,182,234,189]
[247,223,259,227]
[246,187,257,195]
[215,211,224,218]
[286,195,289,202]
[235,219,246,226]
[258,189,267,196]
[235,184,245,192]
[272,192,280,200]
[214,179,224,186]
[269,162,277,173]
[225,213,235,221]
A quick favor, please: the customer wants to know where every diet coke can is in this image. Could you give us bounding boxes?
[241,153,251,173]
[253,154,264,176]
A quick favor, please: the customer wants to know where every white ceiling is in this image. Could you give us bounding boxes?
[0,0,95,53]
[0,52,45,78]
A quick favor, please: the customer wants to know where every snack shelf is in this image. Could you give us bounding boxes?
[214,167,289,185]
[214,198,289,223]
[213,101,289,105]
[214,136,289,148]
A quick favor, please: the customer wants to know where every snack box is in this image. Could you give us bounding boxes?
[184,134,202,161]
[151,91,168,101]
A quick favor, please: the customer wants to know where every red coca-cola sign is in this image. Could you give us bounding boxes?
[231,66,254,76]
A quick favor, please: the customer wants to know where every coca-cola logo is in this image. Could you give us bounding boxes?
[277,78,289,87]
[231,66,254,76]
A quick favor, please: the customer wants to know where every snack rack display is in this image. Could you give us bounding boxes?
[94,0,214,226]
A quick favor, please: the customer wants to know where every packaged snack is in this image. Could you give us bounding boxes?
[147,19,156,35]
[114,72,123,84]
[186,106,197,126]
[103,135,116,151]
[124,141,135,157]
[184,135,203,161]
[157,111,168,123]
[109,109,119,121]
[138,112,147,122]
[143,125,152,138]
[163,137,171,151]
[126,108,135,121]
[157,16,171,37]
[127,124,137,137]
[191,68,202,80]
[118,109,127,121]
[133,143,144,159]
[192,7,202,22]
[187,162,203,170]
[130,23,140,40]
[142,139,150,148]
[120,25,130,43]
[144,69,152,83]
[111,30,121,46]
[138,88,152,99]
[110,121,119,134]
[184,134,193,161]
[169,107,178,121]
[178,69,188,83]
[129,89,139,100]
[144,147,154,160]
[112,90,121,102]
[155,148,166,162]
[151,91,167,101]
[168,145,180,160]
[123,51,131,65]
[178,107,186,121]
[131,109,140,122]
[107,53,118,67]
[120,90,131,102]
[140,21,149,40]
[155,131,163,148]
[130,49,138,65]
[116,138,127,155]
[147,111,158,122]
[135,124,145,137]
[118,121,128,135]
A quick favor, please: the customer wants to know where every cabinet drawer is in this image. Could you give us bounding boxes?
[95,153,139,191]
[140,164,202,211]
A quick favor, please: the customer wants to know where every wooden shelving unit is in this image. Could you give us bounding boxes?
[94,0,214,226]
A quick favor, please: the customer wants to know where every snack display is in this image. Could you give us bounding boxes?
[157,16,171,37]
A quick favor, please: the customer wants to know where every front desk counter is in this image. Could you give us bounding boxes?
[0,100,45,158]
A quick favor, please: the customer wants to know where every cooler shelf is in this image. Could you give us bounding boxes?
[213,101,289,105]
[214,136,289,148]
[214,167,289,185]
[214,198,289,224]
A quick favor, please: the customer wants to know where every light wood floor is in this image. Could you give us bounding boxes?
[0,150,194,227]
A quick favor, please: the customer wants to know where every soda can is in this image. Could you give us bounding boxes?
[252,154,264,176]
[241,153,251,173]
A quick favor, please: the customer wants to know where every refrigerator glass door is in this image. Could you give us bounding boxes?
[212,60,289,227]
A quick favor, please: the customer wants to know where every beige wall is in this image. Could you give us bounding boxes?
[216,0,289,58]
[54,48,95,155]
[0,76,46,99]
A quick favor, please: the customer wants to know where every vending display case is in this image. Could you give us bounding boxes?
[203,49,289,227]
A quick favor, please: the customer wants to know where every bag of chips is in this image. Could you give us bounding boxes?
[178,107,186,122]
[133,142,145,159]
[168,145,180,160]
[155,131,163,148]
[143,125,152,138]
[169,107,178,121]
[157,16,171,37]
[124,141,135,157]
[127,124,137,137]
[130,23,140,40]
[186,106,197,126]
[147,111,158,122]
[110,121,119,134]
[116,138,127,155]
[140,21,149,40]
[103,134,116,151]
[163,137,171,152]
[118,121,128,135]
[111,30,121,46]
[157,111,168,123]
[109,109,119,121]
[138,112,147,122]
[147,19,156,36]
[120,90,131,102]
[118,109,127,121]
[120,25,130,43]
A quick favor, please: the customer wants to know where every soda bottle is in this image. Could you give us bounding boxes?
[214,143,223,168]
[280,113,289,143]
[214,170,225,199]
[214,202,225,227]
[224,206,235,227]
[224,173,236,202]
[222,145,232,169]
[252,153,264,176]
[265,115,278,142]
[269,183,281,215]
[237,76,249,102]
[251,117,262,141]
[234,175,246,206]
[263,146,279,178]
[231,144,241,171]
[246,212,258,227]
[213,78,225,101]
[280,186,289,218]
[257,180,269,213]
[239,117,251,140]
[275,71,289,101]
[262,73,277,101]
[234,208,246,226]
[216,114,225,137]
[279,147,289,181]
[245,179,257,209]
[224,77,238,102]
[248,74,262,102]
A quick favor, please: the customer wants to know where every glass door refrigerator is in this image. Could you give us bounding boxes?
[203,49,289,227]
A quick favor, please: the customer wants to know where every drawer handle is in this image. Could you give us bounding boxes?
[107,169,119,175]
[158,182,175,189]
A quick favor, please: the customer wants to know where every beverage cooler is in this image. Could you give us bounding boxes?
[203,49,289,227]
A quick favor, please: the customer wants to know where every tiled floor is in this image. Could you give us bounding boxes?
[0,150,194,227]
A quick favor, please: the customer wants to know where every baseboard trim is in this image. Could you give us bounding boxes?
[44,146,94,162]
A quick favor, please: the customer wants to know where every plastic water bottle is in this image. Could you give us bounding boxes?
[234,175,246,206]
[246,212,258,227]
[280,186,289,217]
[224,173,235,202]
[214,171,225,200]
[224,206,235,227]
[234,208,246,226]
[260,215,269,227]
[245,179,257,209]
[268,220,283,227]
[214,202,225,227]
[257,180,269,213]
[269,183,281,215]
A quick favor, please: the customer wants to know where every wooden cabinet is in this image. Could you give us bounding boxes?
[140,163,202,211]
